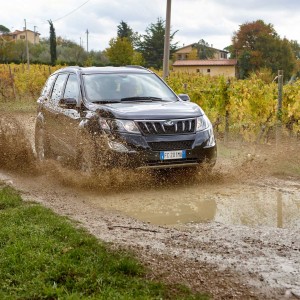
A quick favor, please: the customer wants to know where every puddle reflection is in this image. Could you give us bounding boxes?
[89,183,300,229]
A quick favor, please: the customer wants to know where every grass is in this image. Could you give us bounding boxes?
[0,186,209,300]
[0,97,36,113]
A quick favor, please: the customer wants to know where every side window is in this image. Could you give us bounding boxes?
[50,73,68,104]
[41,74,57,97]
[63,74,79,101]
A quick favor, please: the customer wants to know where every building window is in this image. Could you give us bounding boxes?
[207,69,211,73]
[196,69,200,73]
[20,35,25,39]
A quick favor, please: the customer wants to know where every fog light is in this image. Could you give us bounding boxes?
[108,141,129,152]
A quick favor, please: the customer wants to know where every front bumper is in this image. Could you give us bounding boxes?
[102,129,217,169]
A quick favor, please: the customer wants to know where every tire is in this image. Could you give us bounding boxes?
[35,123,51,161]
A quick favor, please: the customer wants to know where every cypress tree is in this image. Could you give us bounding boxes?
[48,20,57,65]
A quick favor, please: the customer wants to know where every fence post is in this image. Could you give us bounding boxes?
[224,79,231,145]
[8,64,17,100]
[276,70,283,148]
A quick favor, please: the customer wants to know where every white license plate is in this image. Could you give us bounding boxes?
[160,150,186,160]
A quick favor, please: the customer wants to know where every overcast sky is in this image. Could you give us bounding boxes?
[1,0,300,51]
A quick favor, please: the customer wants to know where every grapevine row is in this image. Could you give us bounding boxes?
[0,64,299,141]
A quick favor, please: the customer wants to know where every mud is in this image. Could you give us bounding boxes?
[1,112,300,299]
[0,113,35,172]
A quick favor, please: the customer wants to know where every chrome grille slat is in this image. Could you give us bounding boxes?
[137,118,196,135]
[152,123,157,132]
[144,123,150,133]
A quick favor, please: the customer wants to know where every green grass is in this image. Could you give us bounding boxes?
[0,186,209,300]
[0,98,36,113]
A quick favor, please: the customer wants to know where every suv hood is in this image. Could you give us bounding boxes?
[91,101,203,120]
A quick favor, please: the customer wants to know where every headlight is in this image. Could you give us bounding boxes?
[114,120,140,134]
[99,118,140,134]
[196,115,211,131]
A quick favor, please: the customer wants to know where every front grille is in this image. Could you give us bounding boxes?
[137,118,196,135]
[148,140,194,151]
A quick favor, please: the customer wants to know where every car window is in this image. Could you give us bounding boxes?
[63,74,79,101]
[41,74,57,97]
[83,73,178,102]
[50,73,68,104]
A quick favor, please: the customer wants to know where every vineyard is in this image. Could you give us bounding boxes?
[0,63,300,142]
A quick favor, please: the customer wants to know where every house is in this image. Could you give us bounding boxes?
[1,29,40,44]
[174,43,229,61]
[172,59,237,78]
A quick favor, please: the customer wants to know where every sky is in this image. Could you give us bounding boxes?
[1,0,300,51]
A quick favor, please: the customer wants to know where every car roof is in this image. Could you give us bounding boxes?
[53,66,152,75]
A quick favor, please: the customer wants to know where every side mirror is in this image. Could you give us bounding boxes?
[58,98,77,108]
[178,94,191,102]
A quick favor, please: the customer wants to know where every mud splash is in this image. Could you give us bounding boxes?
[0,113,36,173]
[1,112,298,195]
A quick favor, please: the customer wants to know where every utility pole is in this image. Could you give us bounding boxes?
[24,19,30,70]
[163,0,171,79]
[86,29,89,52]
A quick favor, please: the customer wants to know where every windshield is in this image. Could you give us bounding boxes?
[83,73,178,103]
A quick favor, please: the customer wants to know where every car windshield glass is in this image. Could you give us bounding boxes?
[83,73,178,103]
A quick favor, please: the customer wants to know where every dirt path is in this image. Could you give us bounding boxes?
[0,112,300,299]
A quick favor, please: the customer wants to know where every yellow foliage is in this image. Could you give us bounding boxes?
[1,64,300,140]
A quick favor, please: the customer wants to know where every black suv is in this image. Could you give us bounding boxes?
[35,66,217,172]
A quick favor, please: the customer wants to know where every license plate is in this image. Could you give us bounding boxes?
[160,150,186,160]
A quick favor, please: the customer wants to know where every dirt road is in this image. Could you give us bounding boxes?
[0,112,300,299]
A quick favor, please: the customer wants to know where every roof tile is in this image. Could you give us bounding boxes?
[173,59,237,66]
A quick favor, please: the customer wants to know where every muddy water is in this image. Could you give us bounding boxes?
[83,178,300,229]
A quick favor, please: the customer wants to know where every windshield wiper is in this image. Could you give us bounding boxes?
[120,96,163,102]
[91,100,120,104]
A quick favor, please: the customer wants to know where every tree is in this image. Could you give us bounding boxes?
[48,20,57,65]
[117,21,140,49]
[290,40,300,60]
[0,25,10,34]
[117,21,133,40]
[105,37,134,66]
[231,20,296,79]
[138,18,178,69]
[194,39,216,59]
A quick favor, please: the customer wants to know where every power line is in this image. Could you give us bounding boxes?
[52,0,92,23]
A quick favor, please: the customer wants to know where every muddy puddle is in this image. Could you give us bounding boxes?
[83,178,300,229]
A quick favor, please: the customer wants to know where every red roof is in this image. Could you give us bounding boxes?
[173,59,237,67]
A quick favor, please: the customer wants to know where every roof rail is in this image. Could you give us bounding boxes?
[66,66,81,70]
[125,65,147,70]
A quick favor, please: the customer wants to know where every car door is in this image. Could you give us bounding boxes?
[56,73,81,160]
[44,72,82,160]
[43,72,69,156]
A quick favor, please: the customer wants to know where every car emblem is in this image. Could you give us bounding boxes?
[164,120,174,126]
